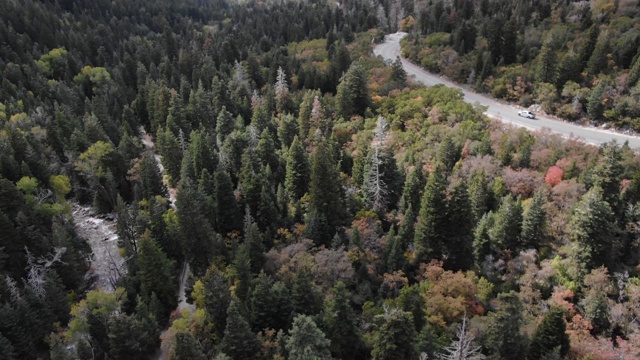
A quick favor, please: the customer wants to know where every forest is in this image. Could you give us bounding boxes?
[397,0,640,130]
[1,0,640,359]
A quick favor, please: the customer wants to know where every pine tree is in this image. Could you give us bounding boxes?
[628,49,640,88]
[444,179,473,271]
[371,308,417,360]
[249,271,275,332]
[473,211,494,268]
[214,169,241,235]
[321,282,364,359]
[285,136,309,201]
[201,265,231,336]
[468,169,489,226]
[484,292,526,360]
[414,163,448,264]
[221,301,261,360]
[171,332,207,360]
[536,43,557,84]
[399,168,424,213]
[137,229,177,314]
[587,81,606,121]
[437,135,459,174]
[286,315,332,360]
[335,61,371,118]
[527,307,570,360]
[176,179,216,276]
[136,151,166,201]
[292,268,323,316]
[570,186,615,274]
[520,192,546,250]
[307,141,345,246]
[489,195,522,253]
[157,128,183,186]
[230,244,252,303]
[244,210,265,273]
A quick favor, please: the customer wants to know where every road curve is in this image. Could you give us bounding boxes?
[373,32,640,149]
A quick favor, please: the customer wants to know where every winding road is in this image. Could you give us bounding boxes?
[374,32,640,149]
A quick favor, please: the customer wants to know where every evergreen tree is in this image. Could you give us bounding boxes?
[484,292,526,360]
[414,163,448,264]
[157,128,183,186]
[286,315,332,360]
[371,309,417,360]
[468,169,489,226]
[214,169,242,235]
[176,179,216,276]
[527,307,570,360]
[628,50,640,88]
[335,61,370,118]
[292,268,323,316]
[307,141,345,246]
[221,301,261,360]
[171,332,207,360]
[473,211,494,268]
[399,168,424,213]
[244,211,265,273]
[489,194,522,253]
[135,151,166,201]
[587,81,606,121]
[249,271,275,332]
[201,265,231,336]
[444,179,473,271]
[520,191,546,250]
[230,244,252,303]
[136,229,177,314]
[570,186,615,274]
[321,282,364,359]
[536,43,557,84]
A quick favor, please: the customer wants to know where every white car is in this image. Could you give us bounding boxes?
[518,111,535,119]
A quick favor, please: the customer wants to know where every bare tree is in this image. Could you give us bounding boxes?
[25,246,66,298]
[365,116,390,212]
[437,315,486,360]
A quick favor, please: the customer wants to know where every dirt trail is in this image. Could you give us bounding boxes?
[140,127,194,360]
[72,203,125,292]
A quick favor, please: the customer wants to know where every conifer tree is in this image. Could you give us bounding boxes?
[536,43,557,84]
[221,301,260,360]
[489,195,522,253]
[414,163,448,264]
[292,268,323,316]
[249,271,275,332]
[200,265,231,336]
[135,151,166,201]
[307,141,345,246]
[399,168,424,213]
[172,332,207,360]
[484,292,526,360]
[527,307,570,360]
[136,229,177,314]
[520,191,546,250]
[244,210,265,273]
[371,308,417,360]
[230,244,252,303]
[156,128,183,186]
[570,186,615,274]
[214,169,241,235]
[335,61,370,118]
[286,315,332,360]
[468,169,489,227]
[444,179,473,271]
[321,282,364,359]
[473,211,494,268]
[285,136,310,201]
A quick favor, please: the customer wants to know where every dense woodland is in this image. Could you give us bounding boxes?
[1,0,640,359]
[397,0,640,130]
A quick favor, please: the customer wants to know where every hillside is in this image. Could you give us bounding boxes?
[396,0,640,130]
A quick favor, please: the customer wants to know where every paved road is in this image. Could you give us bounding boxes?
[374,32,640,149]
